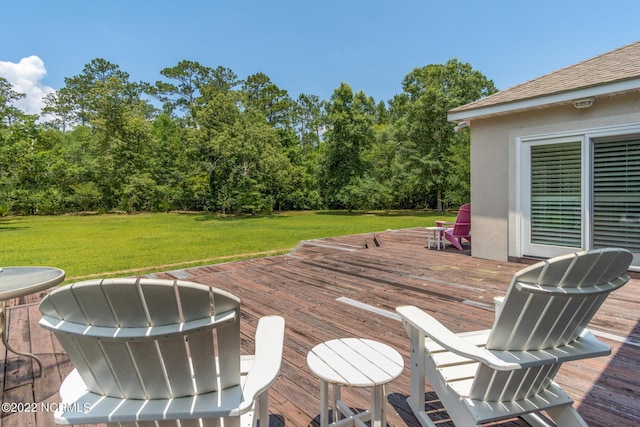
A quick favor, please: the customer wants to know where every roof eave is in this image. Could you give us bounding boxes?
[448,77,640,123]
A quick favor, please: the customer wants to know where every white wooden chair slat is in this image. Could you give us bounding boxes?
[39,278,284,426]
[38,283,87,323]
[100,280,150,326]
[467,382,574,424]
[53,333,104,394]
[438,362,479,382]
[397,248,633,426]
[431,329,610,372]
[128,340,172,398]
[431,351,476,367]
[201,418,222,427]
[157,335,200,397]
[68,280,116,325]
[576,249,621,287]
[55,370,247,424]
[100,340,149,398]
[175,419,199,427]
[187,328,218,393]
[124,422,162,427]
[40,310,236,340]
[176,281,217,320]
[208,286,243,315]
[216,320,241,390]
[138,282,181,325]
[74,337,123,397]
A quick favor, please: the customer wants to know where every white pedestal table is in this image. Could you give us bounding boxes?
[307,338,404,427]
[0,266,65,377]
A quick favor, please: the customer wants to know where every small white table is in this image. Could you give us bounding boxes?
[425,226,447,250]
[0,266,65,377]
[307,338,404,427]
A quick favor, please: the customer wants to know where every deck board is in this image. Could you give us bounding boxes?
[1,227,638,426]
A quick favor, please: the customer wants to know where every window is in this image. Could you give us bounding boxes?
[520,127,640,268]
[592,136,640,252]
[530,141,582,248]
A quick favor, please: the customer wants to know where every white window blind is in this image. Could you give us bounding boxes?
[530,142,582,247]
[592,137,640,252]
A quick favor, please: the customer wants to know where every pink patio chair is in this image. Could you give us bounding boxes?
[437,203,471,251]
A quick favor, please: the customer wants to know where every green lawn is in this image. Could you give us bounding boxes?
[1,210,454,281]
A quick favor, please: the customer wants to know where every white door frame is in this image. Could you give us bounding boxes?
[519,134,587,258]
[516,122,640,269]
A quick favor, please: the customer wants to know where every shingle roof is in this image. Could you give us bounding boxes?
[450,41,640,116]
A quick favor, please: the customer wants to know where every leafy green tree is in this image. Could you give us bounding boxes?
[397,59,496,210]
[0,77,26,126]
[214,118,291,214]
[121,173,158,212]
[70,181,102,212]
[42,88,77,131]
[63,58,137,126]
[145,114,191,210]
[154,60,206,120]
[0,115,64,214]
[363,124,401,211]
[275,103,324,210]
[188,81,295,213]
[0,57,497,215]
[242,72,294,128]
[293,93,325,151]
[48,125,99,198]
[444,127,471,205]
[318,83,375,209]
[151,61,239,124]
[57,59,156,209]
[374,100,390,125]
[201,66,240,99]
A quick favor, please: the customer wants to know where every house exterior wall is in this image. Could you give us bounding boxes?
[469,92,640,262]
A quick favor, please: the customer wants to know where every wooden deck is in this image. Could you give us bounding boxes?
[1,228,639,426]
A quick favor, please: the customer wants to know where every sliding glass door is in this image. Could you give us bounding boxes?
[592,137,640,264]
[522,138,584,257]
[521,133,640,267]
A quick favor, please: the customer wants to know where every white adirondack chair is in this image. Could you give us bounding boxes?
[396,248,632,427]
[39,278,285,427]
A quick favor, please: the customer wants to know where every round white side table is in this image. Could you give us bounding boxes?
[307,338,404,427]
[0,266,65,377]
[425,226,447,250]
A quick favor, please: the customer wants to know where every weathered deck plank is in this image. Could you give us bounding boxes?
[1,227,638,426]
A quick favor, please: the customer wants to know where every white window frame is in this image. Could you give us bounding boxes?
[519,135,587,258]
[517,122,640,269]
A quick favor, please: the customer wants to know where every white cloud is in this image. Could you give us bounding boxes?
[0,56,55,115]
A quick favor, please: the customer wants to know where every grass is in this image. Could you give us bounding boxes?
[1,210,455,281]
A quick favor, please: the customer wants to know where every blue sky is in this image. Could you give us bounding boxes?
[1,0,639,114]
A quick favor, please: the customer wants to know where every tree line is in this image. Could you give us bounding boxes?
[0,58,496,216]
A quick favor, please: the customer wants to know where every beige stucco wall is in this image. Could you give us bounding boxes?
[469,92,640,262]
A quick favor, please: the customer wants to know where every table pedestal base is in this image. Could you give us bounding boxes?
[320,380,386,427]
[0,301,44,377]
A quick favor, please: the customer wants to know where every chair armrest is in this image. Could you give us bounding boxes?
[239,315,285,410]
[397,306,611,371]
[435,221,454,227]
[396,305,521,371]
